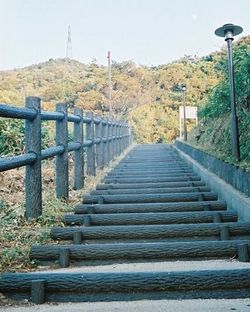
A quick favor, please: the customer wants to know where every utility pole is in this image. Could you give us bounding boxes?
[66,25,73,59]
[107,51,112,117]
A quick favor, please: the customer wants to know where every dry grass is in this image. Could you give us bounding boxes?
[0,145,134,274]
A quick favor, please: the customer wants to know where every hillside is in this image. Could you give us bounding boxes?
[0,36,249,163]
[188,35,250,166]
[0,55,220,138]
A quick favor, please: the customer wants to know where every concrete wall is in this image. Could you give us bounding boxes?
[173,145,250,222]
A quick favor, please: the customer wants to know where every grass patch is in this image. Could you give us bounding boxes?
[0,146,133,273]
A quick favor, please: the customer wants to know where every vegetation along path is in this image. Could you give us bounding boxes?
[1,144,250,304]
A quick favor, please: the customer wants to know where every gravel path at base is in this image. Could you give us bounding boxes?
[1,299,250,312]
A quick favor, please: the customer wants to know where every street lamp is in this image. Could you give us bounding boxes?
[182,84,187,141]
[215,23,243,161]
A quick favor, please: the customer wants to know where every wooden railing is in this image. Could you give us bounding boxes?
[0,96,131,219]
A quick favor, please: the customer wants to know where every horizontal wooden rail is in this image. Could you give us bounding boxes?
[0,96,132,219]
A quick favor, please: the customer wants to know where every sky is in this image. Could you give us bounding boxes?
[0,0,249,70]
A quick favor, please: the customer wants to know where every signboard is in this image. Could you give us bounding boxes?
[179,106,198,139]
[179,106,197,119]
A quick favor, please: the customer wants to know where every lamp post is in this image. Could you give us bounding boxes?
[215,23,243,161]
[182,84,187,141]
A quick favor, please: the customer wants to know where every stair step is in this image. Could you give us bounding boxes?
[96,181,206,189]
[51,222,250,242]
[104,175,200,183]
[2,269,250,302]
[82,192,217,204]
[30,240,250,264]
[91,186,210,195]
[63,211,237,226]
[75,200,226,214]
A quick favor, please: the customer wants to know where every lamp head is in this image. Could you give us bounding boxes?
[215,23,243,38]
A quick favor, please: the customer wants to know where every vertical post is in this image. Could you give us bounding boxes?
[31,280,45,304]
[99,119,105,168]
[107,119,111,163]
[179,106,182,139]
[182,88,187,141]
[114,121,118,157]
[73,108,84,189]
[108,51,112,117]
[120,123,124,152]
[86,112,96,176]
[25,96,42,219]
[119,122,123,154]
[95,117,102,168]
[56,103,68,200]
[226,36,240,160]
[110,119,114,161]
[117,122,121,155]
[103,118,108,166]
[124,124,128,149]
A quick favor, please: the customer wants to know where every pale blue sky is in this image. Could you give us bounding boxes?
[0,0,249,70]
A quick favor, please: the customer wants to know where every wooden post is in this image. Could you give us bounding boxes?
[213,213,221,223]
[99,119,105,168]
[107,119,111,163]
[73,231,82,244]
[86,112,96,176]
[238,244,249,262]
[95,118,102,168]
[73,108,84,189]
[121,123,125,152]
[116,121,120,156]
[31,279,45,304]
[25,96,42,219]
[59,248,70,267]
[103,118,108,166]
[56,103,68,200]
[118,122,122,155]
[220,226,230,240]
[110,119,114,161]
[114,120,117,157]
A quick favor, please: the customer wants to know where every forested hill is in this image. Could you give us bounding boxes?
[0,36,249,151]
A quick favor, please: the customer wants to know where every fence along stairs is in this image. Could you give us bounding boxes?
[1,144,250,303]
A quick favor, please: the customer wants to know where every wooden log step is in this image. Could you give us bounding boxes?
[104,176,201,183]
[51,222,250,242]
[1,269,250,302]
[96,181,206,190]
[91,186,210,196]
[110,167,191,173]
[29,240,250,262]
[109,168,193,174]
[75,200,227,214]
[82,192,217,204]
[114,164,189,169]
[119,157,187,161]
[63,211,237,226]
[106,172,195,178]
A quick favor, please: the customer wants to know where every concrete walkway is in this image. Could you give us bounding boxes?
[2,299,250,312]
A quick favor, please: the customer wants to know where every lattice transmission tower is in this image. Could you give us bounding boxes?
[66,25,73,59]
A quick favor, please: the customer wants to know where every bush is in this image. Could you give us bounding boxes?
[0,119,52,156]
